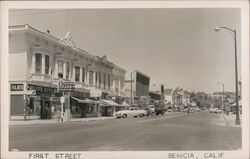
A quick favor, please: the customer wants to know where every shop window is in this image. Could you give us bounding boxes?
[82,67,85,83]
[45,55,50,74]
[75,66,80,82]
[89,71,94,85]
[35,53,42,74]
[58,60,64,78]
[66,62,70,79]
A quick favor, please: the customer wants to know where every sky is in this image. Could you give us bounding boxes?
[9,8,241,93]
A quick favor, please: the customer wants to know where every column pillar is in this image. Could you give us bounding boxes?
[93,70,96,87]
[54,60,58,79]
[31,53,35,73]
[86,70,90,85]
[118,79,121,96]
[63,61,66,79]
[42,54,45,74]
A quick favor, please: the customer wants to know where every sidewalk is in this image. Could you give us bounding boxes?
[9,116,116,125]
[221,112,242,127]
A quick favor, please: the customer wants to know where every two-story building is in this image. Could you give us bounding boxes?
[9,24,126,119]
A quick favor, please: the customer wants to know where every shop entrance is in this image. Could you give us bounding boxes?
[41,99,51,119]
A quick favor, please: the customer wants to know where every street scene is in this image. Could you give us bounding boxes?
[10,111,241,151]
[8,8,242,151]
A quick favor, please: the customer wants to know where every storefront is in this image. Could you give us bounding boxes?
[26,84,57,119]
[99,99,121,116]
[71,97,99,118]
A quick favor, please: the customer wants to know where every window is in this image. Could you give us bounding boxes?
[35,53,42,74]
[75,66,80,82]
[115,80,119,91]
[58,61,64,78]
[89,71,93,85]
[45,55,50,74]
[66,62,70,79]
[103,73,106,89]
[99,72,101,88]
[95,72,98,86]
[82,67,85,82]
[108,75,111,89]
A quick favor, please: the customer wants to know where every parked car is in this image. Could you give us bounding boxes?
[183,108,188,112]
[194,107,201,112]
[115,107,147,118]
[210,108,222,113]
[187,108,194,113]
[145,105,155,116]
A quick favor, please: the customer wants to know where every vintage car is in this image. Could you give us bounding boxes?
[115,107,147,118]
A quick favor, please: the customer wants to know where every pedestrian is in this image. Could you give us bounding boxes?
[51,106,55,119]
[27,107,31,120]
[56,108,61,122]
[23,108,27,120]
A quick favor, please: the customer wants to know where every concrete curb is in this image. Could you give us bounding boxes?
[10,117,116,125]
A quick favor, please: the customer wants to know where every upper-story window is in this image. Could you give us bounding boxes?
[99,72,101,88]
[75,66,80,82]
[95,72,98,86]
[103,73,106,89]
[89,71,94,85]
[108,75,111,89]
[82,67,85,83]
[58,60,64,79]
[35,53,42,74]
[115,80,119,91]
[66,62,70,79]
[45,55,50,75]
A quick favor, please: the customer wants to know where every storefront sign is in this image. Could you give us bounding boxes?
[10,84,24,91]
[59,81,75,91]
[72,91,90,99]
[27,84,56,95]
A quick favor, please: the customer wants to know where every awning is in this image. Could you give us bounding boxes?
[71,96,95,104]
[100,99,121,107]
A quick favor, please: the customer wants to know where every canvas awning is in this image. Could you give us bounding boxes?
[71,96,95,104]
[100,99,121,107]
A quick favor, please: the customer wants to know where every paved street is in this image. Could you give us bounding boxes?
[9,111,241,151]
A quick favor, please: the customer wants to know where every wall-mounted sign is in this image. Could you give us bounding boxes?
[27,84,56,95]
[59,81,75,91]
[10,84,24,91]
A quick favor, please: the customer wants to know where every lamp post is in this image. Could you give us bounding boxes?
[217,82,224,113]
[215,26,240,125]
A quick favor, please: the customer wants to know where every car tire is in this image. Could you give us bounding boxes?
[122,114,127,118]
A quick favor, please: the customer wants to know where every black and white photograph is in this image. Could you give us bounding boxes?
[1,1,249,159]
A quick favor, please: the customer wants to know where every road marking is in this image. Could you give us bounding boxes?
[136,113,187,123]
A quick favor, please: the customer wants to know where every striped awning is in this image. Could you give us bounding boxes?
[71,96,95,104]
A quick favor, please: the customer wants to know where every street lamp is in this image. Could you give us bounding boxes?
[217,82,225,113]
[215,26,240,125]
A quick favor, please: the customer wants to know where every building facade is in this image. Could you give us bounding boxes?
[9,25,126,119]
[124,70,150,106]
